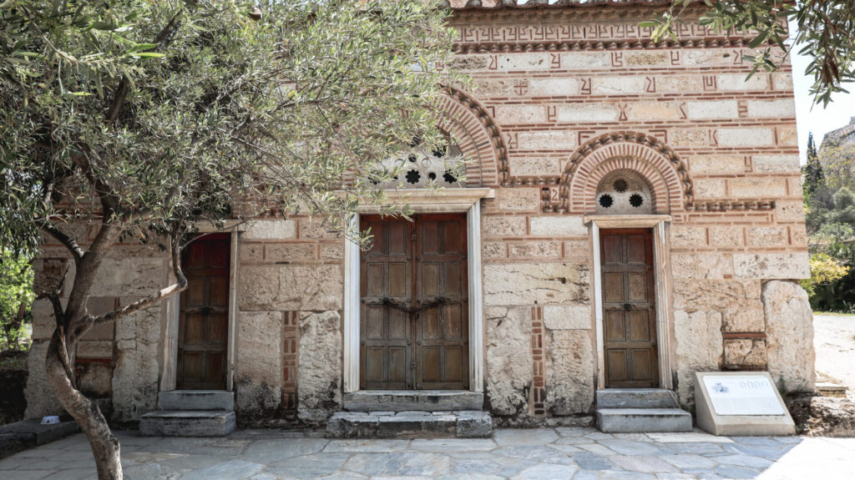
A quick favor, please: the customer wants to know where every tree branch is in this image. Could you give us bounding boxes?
[42,222,85,261]
[38,267,77,389]
[90,227,188,326]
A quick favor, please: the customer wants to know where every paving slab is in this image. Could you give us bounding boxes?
[0,426,852,479]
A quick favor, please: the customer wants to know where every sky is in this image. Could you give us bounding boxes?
[789,29,855,165]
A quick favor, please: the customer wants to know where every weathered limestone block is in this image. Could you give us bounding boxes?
[724,339,767,367]
[546,330,594,416]
[752,154,800,173]
[723,307,765,333]
[300,220,343,240]
[563,240,590,263]
[674,310,723,406]
[484,263,589,305]
[508,241,561,259]
[733,253,810,279]
[239,243,264,262]
[497,188,540,212]
[483,216,527,237]
[32,258,74,297]
[693,179,726,199]
[543,305,592,330]
[321,243,344,260]
[245,219,296,240]
[509,157,560,176]
[728,178,787,197]
[709,227,742,247]
[746,99,796,119]
[483,242,507,259]
[718,128,775,147]
[747,227,788,247]
[265,243,317,262]
[670,226,707,249]
[91,257,165,297]
[239,264,343,311]
[485,307,532,416]
[529,216,587,237]
[690,155,744,175]
[673,279,761,311]
[112,299,161,422]
[23,341,63,418]
[236,312,283,416]
[672,253,733,279]
[298,311,342,422]
[763,281,816,393]
[775,201,806,222]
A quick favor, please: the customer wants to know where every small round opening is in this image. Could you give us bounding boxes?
[443,171,457,184]
[613,179,628,193]
[406,170,421,184]
[408,154,417,163]
[629,194,644,208]
[428,172,437,181]
[599,194,614,208]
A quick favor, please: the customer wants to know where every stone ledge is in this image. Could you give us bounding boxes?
[139,411,236,437]
[596,408,693,433]
[0,419,80,460]
[343,391,484,412]
[326,410,492,439]
[157,390,234,411]
[596,389,680,409]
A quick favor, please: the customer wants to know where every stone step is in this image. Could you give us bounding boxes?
[596,408,693,433]
[343,390,483,412]
[596,389,680,409]
[156,390,234,411]
[140,411,236,437]
[326,411,492,439]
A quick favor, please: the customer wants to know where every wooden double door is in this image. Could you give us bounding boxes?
[601,229,659,389]
[360,214,469,390]
[177,233,230,390]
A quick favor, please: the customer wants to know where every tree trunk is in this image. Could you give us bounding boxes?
[46,331,123,480]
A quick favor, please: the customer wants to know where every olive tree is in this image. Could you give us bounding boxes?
[0,1,459,478]
[645,0,855,106]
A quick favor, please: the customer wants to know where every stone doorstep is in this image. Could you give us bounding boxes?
[156,390,235,411]
[139,411,236,437]
[0,420,80,461]
[816,383,849,398]
[596,388,681,409]
[596,408,693,434]
[343,390,484,412]
[326,410,492,439]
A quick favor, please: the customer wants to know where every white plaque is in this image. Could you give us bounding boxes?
[702,375,785,416]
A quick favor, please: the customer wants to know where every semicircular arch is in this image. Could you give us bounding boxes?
[559,132,693,214]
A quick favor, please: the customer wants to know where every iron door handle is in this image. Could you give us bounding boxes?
[623,303,632,311]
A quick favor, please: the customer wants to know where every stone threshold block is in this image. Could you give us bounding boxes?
[156,390,234,411]
[343,390,484,412]
[0,419,80,460]
[596,408,693,433]
[326,411,492,439]
[596,389,680,409]
[139,411,236,437]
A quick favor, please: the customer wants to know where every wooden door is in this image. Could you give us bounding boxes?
[360,214,469,390]
[177,233,230,390]
[601,229,659,389]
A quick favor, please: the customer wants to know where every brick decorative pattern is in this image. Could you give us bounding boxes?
[282,311,299,411]
[530,306,545,416]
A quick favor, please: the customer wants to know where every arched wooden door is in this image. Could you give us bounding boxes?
[360,214,469,390]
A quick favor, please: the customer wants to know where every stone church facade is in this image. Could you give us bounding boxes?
[25,1,815,430]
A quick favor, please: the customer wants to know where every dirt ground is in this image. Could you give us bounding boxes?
[813,313,855,396]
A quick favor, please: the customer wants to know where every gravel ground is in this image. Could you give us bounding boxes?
[813,313,855,394]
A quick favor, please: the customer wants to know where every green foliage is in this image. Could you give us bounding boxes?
[803,132,825,199]
[0,250,34,351]
[1,0,462,254]
[801,253,850,298]
[644,1,855,106]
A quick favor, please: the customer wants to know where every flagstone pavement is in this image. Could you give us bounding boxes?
[1,427,853,479]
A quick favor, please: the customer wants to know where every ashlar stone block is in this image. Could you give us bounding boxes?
[239,264,343,311]
[672,253,733,279]
[733,253,810,279]
[543,305,592,330]
[484,263,589,305]
[724,339,767,367]
[546,330,594,415]
[529,216,587,237]
[236,311,284,415]
[763,281,816,393]
[485,307,532,415]
[674,310,723,406]
[298,311,343,422]
[483,215,527,237]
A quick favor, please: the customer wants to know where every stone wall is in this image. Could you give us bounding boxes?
[25,3,814,426]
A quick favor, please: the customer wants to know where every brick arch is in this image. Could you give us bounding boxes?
[559,132,693,214]
[436,87,506,187]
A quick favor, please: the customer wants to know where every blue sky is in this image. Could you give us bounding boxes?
[789,34,855,164]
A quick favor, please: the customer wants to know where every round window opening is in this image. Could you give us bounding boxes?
[371,139,465,189]
[595,170,653,214]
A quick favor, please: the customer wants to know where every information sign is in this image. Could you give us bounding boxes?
[702,374,785,416]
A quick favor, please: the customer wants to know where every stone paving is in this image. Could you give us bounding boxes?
[1,427,853,479]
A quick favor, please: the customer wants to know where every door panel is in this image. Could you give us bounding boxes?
[177,233,230,390]
[601,228,659,389]
[360,214,469,390]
